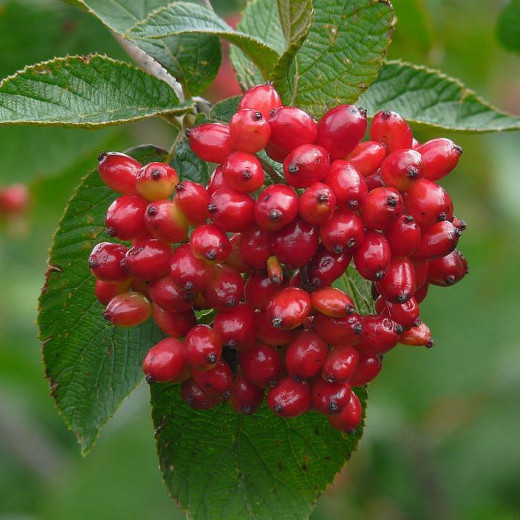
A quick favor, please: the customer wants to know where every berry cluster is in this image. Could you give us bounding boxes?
[89,83,468,433]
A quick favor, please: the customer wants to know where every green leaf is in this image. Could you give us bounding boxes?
[126,2,280,80]
[0,55,193,128]
[497,0,520,54]
[277,0,314,45]
[208,96,241,123]
[334,266,375,316]
[272,0,395,117]
[358,61,520,132]
[39,145,167,453]
[171,139,210,186]
[151,384,367,520]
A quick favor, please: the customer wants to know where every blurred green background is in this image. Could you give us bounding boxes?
[0,0,519,519]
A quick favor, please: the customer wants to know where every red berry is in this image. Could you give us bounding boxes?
[175,181,209,224]
[148,276,195,313]
[192,360,233,399]
[181,379,219,410]
[190,223,231,264]
[244,271,282,309]
[89,242,128,282]
[0,183,29,215]
[222,151,264,193]
[360,187,404,230]
[370,110,413,153]
[413,259,429,289]
[399,321,434,347]
[417,138,462,181]
[255,309,298,345]
[414,282,429,304]
[350,353,382,386]
[305,245,351,288]
[319,209,364,254]
[452,217,467,233]
[328,390,362,432]
[353,231,391,281]
[377,297,420,329]
[136,162,178,200]
[209,188,255,232]
[313,313,363,346]
[268,378,311,417]
[316,105,367,160]
[384,215,421,257]
[143,338,186,383]
[103,292,151,327]
[356,315,401,354]
[207,166,226,195]
[404,179,453,227]
[285,331,328,380]
[204,265,244,309]
[240,342,283,388]
[412,221,460,261]
[375,256,416,303]
[98,152,141,195]
[95,279,131,305]
[239,227,272,269]
[170,243,214,291]
[324,160,368,210]
[225,233,251,273]
[321,346,359,383]
[144,199,189,243]
[229,373,264,415]
[187,123,234,163]
[298,182,337,225]
[184,324,222,370]
[312,378,351,414]
[283,144,330,188]
[255,184,298,231]
[364,170,385,191]
[271,218,319,267]
[266,106,318,162]
[428,249,468,286]
[105,195,148,240]
[266,287,311,329]
[152,305,196,337]
[310,287,356,318]
[125,239,171,280]
[213,303,257,350]
[381,149,424,191]
[238,83,282,119]
[347,141,386,176]
[230,109,271,153]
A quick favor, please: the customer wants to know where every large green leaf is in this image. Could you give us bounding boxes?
[358,61,520,132]
[171,139,210,186]
[272,0,395,117]
[39,145,168,453]
[0,55,192,127]
[126,2,280,80]
[277,0,314,45]
[497,0,520,54]
[151,384,367,520]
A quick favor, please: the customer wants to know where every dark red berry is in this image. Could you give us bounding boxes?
[283,144,330,188]
[207,166,226,195]
[239,227,272,269]
[428,249,468,286]
[414,282,429,304]
[239,83,281,119]
[144,199,189,243]
[268,378,311,417]
[310,287,356,318]
[229,373,264,415]
[209,188,255,232]
[417,138,462,181]
[384,215,421,257]
[298,182,337,225]
[230,109,271,153]
[175,181,210,224]
[353,231,391,281]
[313,313,363,346]
[364,170,385,191]
[192,360,233,399]
[136,162,178,201]
[413,259,429,290]
[170,244,214,292]
[240,342,283,388]
[381,149,424,191]
[320,209,364,254]
[222,151,264,193]
[148,276,194,313]
[356,315,401,354]
[404,179,453,227]
[360,187,404,230]
[184,324,222,370]
[143,338,186,383]
[255,310,298,345]
[347,141,386,176]
[321,346,359,383]
[190,224,231,264]
[271,218,319,267]
[255,184,298,231]
[204,265,244,309]
[266,287,311,329]
[312,378,351,414]
[412,221,460,261]
[152,305,196,337]
[89,242,128,282]
[98,152,141,195]
[213,303,257,349]
[225,233,251,273]
[350,353,382,386]
[375,257,416,303]
[181,379,219,410]
[105,195,148,240]
[328,390,362,432]
[95,279,131,305]
[324,160,367,210]
[306,245,351,288]
[377,296,420,329]
[285,331,328,380]
[103,292,151,327]
[370,110,413,153]
[244,271,283,309]
[125,239,171,280]
[187,123,234,163]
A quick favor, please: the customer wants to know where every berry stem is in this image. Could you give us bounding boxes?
[167,130,186,163]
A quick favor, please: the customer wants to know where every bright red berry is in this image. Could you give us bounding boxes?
[143,338,186,383]
[384,215,421,257]
[239,227,272,269]
[135,162,178,200]
[370,110,413,153]
[321,346,359,383]
[324,160,367,210]
[364,170,385,191]
[213,303,257,350]
[105,194,149,240]
[353,231,392,281]
[208,188,255,232]
[283,144,330,188]
[266,287,311,329]
[229,109,271,153]
[144,199,189,243]
[360,187,404,230]
[347,141,386,176]
[204,265,244,309]
[404,179,453,227]
[428,249,468,286]
[328,390,362,432]
[98,152,141,195]
[187,123,234,164]
[271,218,319,267]
[238,83,282,119]
[125,239,171,280]
[268,378,311,417]
[181,379,219,410]
[349,353,382,386]
[285,331,328,380]
[152,305,196,337]
[94,279,131,305]
[174,181,210,224]
[310,287,356,318]
[148,276,195,313]
[377,296,420,329]
[255,184,298,231]
[89,242,129,282]
[356,315,402,354]
[375,257,416,303]
[319,209,364,254]
[255,309,298,345]
[184,324,222,370]
[207,166,226,195]
[240,342,283,388]
[190,224,231,264]
[170,244,214,292]
[298,182,337,225]
[222,151,264,193]
[312,313,363,346]
[412,220,460,261]
[244,271,283,309]
[229,373,264,415]
[305,245,351,288]
[312,379,351,414]
[0,183,29,215]
[380,149,424,191]
[399,321,434,347]
[417,138,462,181]
[103,292,151,327]
[192,360,233,399]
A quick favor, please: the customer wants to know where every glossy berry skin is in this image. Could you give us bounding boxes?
[266,106,318,162]
[266,287,311,329]
[240,343,283,388]
[306,245,351,288]
[353,231,391,281]
[384,215,421,257]
[285,331,328,380]
[213,303,257,349]
[148,276,194,313]
[321,346,359,383]
[328,390,362,432]
[225,233,251,273]
[324,160,368,210]
[400,322,434,347]
[204,265,244,309]
[283,144,330,188]
[244,271,283,309]
[414,282,429,304]
[312,379,351,414]
[364,170,385,191]
[190,224,231,264]
[452,217,467,233]
[98,152,141,195]
[192,360,233,399]
[298,182,337,225]
[370,110,413,154]
[357,315,401,355]
[255,184,298,231]
[375,257,416,303]
[143,338,186,383]
[229,109,271,153]
[428,250,468,286]
[230,373,264,415]
[360,187,404,230]
[105,195,148,240]
[181,379,219,410]
[222,151,264,193]
[417,138,462,181]
[103,292,151,327]
[207,166,226,195]
[239,227,272,269]
[347,141,386,176]
[380,149,424,191]
[350,353,382,386]
[255,310,298,346]
[170,244,214,292]
[238,83,281,119]
[404,179,453,227]
[152,305,196,337]
[412,221,460,261]
[311,287,355,317]
[271,218,319,267]
[144,199,189,243]
[268,378,311,418]
[187,123,234,164]
[320,210,364,254]
[95,279,131,305]
[184,324,222,370]
[316,105,367,160]
[377,296,420,329]
[413,260,429,290]
[136,162,178,200]
[209,188,255,232]
[125,239,171,280]
[313,313,363,346]
[89,242,128,282]
[174,181,209,224]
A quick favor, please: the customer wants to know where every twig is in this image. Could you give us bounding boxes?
[167,129,186,162]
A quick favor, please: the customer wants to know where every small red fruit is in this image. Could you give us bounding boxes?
[323,160,367,210]
[312,379,351,414]
[375,257,416,303]
[353,231,391,281]
[380,149,424,191]
[175,181,210,224]
[240,342,283,388]
[360,187,404,230]
[135,162,178,200]
[143,338,186,383]
[105,195,148,240]
[184,324,222,370]
[328,390,362,432]
[98,152,141,195]
[187,123,234,164]
[268,378,311,417]
[298,182,337,225]
[125,239,171,280]
[229,373,264,415]
[255,184,298,231]
[190,223,231,264]
[208,188,255,232]
[266,287,311,329]
[285,331,328,380]
[238,83,282,119]
[370,110,413,153]
[89,242,128,282]
[310,287,356,318]
[347,141,386,176]
[103,292,151,327]
[283,144,330,188]
[321,346,359,383]
[229,109,271,153]
[222,151,264,193]
[417,138,462,181]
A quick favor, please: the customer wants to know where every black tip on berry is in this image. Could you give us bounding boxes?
[206,250,217,261]
[242,405,252,415]
[334,245,344,254]
[396,294,408,303]
[226,297,237,307]
[413,318,422,327]
[454,228,463,238]
[375,270,385,280]
[395,324,404,334]
[317,194,328,204]
[386,196,398,208]
[445,275,456,286]
[176,182,185,192]
[264,80,273,86]
[426,339,435,348]
[269,107,279,118]
[454,145,463,156]
[271,275,281,285]
[272,317,283,328]
[407,166,419,179]
[119,258,127,269]
[287,163,299,174]
[354,322,363,335]
[106,227,115,237]
[145,375,155,384]
[185,128,193,138]
[253,111,263,121]
[184,282,194,291]
[88,259,97,269]
[208,203,217,213]
[147,205,157,216]
[207,353,217,364]
[98,151,107,163]
[328,402,339,413]
[242,169,252,180]
[348,200,360,210]
[438,212,447,221]
[358,106,367,118]
[382,110,392,119]
[345,304,355,315]
[273,404,283,413]
[102,310,111,321]
[405,215,414,223]
[269,209,282,221]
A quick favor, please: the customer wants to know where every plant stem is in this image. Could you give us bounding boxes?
[167,130,185,163]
